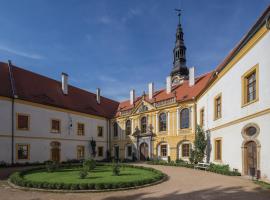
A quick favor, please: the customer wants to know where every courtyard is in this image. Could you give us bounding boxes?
[0,164,270,200]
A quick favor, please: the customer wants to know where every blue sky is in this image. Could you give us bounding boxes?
[0,0,269,101]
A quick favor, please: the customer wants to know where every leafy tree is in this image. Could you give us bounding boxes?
[190,125,207,164]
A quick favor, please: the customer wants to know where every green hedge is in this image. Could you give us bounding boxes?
[9,164,165,191]
[147,160,241,176]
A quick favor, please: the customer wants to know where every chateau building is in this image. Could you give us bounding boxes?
[0,5,270,182]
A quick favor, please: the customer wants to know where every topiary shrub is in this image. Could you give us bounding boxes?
[79,168,88,179]
[45,160,59,172]
[83,159,96,171]
[79,183,88,190]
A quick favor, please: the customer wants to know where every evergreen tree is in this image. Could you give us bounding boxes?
[190,125,207,164]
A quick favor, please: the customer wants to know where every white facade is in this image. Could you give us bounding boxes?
[196,26,270,181]
[0,98,109,163]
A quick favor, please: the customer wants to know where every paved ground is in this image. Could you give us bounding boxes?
[0,164,270,200]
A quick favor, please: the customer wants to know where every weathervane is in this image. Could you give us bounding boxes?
[175,9,182,25]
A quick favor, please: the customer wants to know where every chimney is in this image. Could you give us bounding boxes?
[61,72,68,95]
[96,88,101,104]
[148,82,154,100]
[166,76,172,94]
[189,67,195,87]
[130,89,135,105]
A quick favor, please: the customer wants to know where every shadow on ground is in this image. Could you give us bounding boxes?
[103,186,270,200]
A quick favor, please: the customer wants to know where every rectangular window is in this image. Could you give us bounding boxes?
[215,139,222,161]
[127,146,132,157]
[17,114,29,130]
[51,119,61,133]
[77,123,85,136]
[200,108,205,127]
[214,94,222,120]
[16,144,30,160]
[97,126,103,137]
[242,65,259,106]
[182,144,190,157]
[161,144,167,157]
[77,145,85,159]
[98,146,104,157]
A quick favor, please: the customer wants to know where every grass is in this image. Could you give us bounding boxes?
[254,180,270,190]
[23,165,159,184]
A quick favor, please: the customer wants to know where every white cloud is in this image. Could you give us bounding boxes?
[98,75,118,83]
[121,8,142,23]
[0,45,44,60]
[98,16,113,25]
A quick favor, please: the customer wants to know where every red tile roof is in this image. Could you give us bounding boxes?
[116,71,213,116]
[0,62,12,98]
[0,62,119,118]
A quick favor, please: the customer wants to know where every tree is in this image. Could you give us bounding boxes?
[190,125,207,164]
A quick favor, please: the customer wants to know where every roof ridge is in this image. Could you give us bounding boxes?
[9,62,119,104]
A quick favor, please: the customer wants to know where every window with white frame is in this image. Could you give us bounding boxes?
[159,113,167,132]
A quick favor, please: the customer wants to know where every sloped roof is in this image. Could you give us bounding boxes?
[0,62,119,118]
[0,62,12,98]
[116,71,213,116]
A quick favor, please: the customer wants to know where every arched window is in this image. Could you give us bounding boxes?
[180,108,190,129]
[180,32,183,40]
[159,113,167,132]
[141,116,147,133]
[113,122,118,137]
[182,143,191,157]
[125,120,131,135]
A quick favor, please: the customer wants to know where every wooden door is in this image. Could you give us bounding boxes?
[140,143,149,161]
[244,141,257,176]
[51,148,60,162]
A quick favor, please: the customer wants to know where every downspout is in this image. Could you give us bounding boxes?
[8,60,17,165]
[107,119,111,160]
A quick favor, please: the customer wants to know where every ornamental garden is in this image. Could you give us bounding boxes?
[9,160,165,191]
[7,126,245,192]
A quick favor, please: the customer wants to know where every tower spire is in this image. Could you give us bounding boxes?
[175,9,182,26]
[171,9,189,85]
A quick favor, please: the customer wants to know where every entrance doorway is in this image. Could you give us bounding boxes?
[244,141,257,176]
[50,141,61,162]
[140,143,149,161]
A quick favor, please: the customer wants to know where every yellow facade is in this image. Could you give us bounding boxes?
[111,99,196,161]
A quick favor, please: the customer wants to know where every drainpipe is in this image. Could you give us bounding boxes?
[8,60,17,165]
[107,119,111,160]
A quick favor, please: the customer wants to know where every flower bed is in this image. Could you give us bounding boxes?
[147,160,241,176]
[9,164,165,191]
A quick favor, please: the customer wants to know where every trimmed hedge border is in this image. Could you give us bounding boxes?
[8,164,167,192]
[147,160,241,176]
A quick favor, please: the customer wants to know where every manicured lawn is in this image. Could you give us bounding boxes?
[23,165,160,184]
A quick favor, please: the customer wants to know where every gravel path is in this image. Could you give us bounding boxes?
[0,164,270,200]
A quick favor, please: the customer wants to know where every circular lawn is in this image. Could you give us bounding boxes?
[10,164,165,191]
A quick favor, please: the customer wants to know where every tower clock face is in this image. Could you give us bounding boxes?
[172,76,181,86]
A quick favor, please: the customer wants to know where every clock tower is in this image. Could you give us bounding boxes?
[171,10,189,86]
